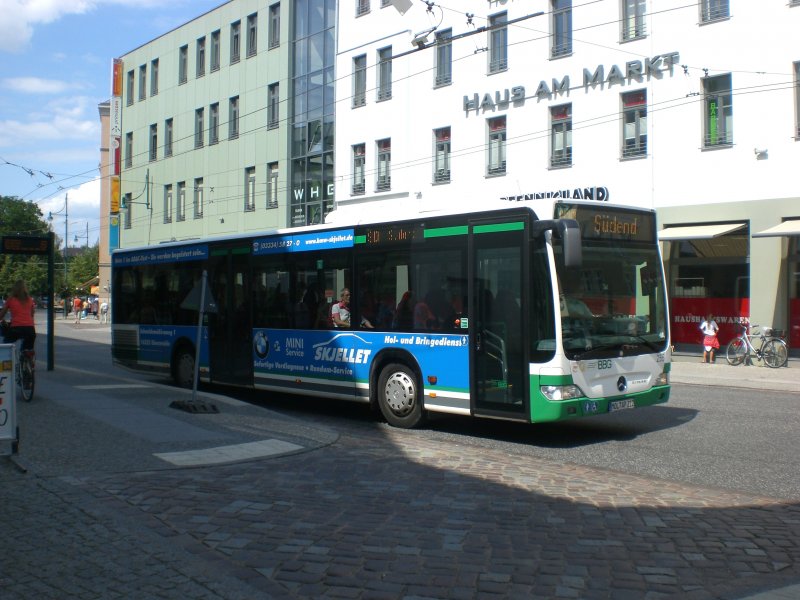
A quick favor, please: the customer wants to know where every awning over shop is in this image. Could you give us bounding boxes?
[752,220,800,238]
[657,222,746,241]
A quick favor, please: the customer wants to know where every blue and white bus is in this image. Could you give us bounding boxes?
[111,200,670,428]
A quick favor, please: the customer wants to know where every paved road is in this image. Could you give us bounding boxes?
[0,318,798,599]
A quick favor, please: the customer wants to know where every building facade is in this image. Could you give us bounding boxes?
[334,0,800,349]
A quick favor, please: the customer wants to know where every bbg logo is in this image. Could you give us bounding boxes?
[597,359,613,370]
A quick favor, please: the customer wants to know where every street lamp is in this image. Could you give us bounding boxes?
[48,193,68,317]
[74,222,89,247]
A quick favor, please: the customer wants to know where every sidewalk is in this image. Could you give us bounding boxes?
[670,351,799,394]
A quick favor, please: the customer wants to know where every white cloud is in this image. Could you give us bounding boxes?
[3,77,74,94]
[37,179,102,245]
[0,95,99,147]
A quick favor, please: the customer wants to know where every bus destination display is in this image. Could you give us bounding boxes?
[555,203,655,243]
[360,224,422,246]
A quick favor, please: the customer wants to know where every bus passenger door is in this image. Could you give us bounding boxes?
[208,247,254,386]
[471,219,527,419]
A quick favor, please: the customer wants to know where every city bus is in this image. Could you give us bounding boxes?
[111,200,670,428]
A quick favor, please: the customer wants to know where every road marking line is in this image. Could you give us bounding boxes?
[75,384,152,390]
[154,439,303,466]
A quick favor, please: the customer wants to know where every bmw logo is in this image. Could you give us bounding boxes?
[617,376,628,393]
[253,331,269,359]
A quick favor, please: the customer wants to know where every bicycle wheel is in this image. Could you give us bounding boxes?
[762,339,788,369]
[20,357,34,402]
[726,337,747,366]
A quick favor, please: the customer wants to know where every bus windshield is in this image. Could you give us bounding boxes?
[553,211,669,360]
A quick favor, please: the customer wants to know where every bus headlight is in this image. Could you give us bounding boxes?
[655,371,669,386]
[540,384,584,401]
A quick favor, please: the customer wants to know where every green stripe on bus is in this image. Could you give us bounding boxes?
[538,374,573,386]
[354,235,367,244]
[424,225,468,238]
[473,222,524,234]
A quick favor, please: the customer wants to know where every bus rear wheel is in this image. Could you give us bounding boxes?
[173,346,195,388]
[377,363,426,429]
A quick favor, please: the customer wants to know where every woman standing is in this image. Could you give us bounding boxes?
[699,313,719,363]
[0,279,36,351]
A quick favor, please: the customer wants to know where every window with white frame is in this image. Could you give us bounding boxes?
[488,13,507,73]
[126,70,134,105]
[550,104,572,167]
[357,0,370,17]
[209,102,219,144]
[231,20,241,63]
[164,184,173,224]
[435,29,452,86]
[352,144,365,194]
[376,139,391,191]
[353,54,367,107]
[703,73,732,147]
[150,58,159,96]
[123,193,132,229]
[700,0,729,23]
[377,46,392,101]
[247,13,258,57]
[125,132,133,168]
[552,0,572,58]
[211,30,221,71]
[165,118,173,157]
[138,65,146,100]
[229,96,240,139]
[197,36,206,77]
[177,181,186,222]
[269,3,280,49]
[622,90,647,158]
[179,45,188,84]
[267,162,279,208]
[149,124,157,161]
[268,83,280,129]
[621,0,646,41]
[487,117,506,176]
[194,177,204,218]
[195,107,204,148]
[795,61,800,138]
[245,167,256,211]
[434,127,451,183]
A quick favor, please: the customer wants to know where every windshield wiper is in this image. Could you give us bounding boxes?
[571,343,619,361]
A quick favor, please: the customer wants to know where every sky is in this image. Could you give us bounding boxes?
[0,0,225,248]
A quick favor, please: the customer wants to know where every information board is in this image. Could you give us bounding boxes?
[0,345,17,456]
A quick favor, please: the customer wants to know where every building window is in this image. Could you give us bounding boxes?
[123,193,132,229]
[150,58,159,96]
[209,102,219,145]
[126,70,134,106]
[381,0,391,6]
[267,162,279,208]
[138,64,146,100]
[247,13,258,57]
[165,118,173,157]
[176,182,186,222]
[795,61,800,139]
[124,132,133,168]
[377,46,392,101]
[194,178,204,219]
[487,117,506,176]
[552,0,572,58]
[149,124,157,162]
[435,29,452,86]
[622,90,647,158]
[434,127,451,183]
[488,13,507,73]
[700,0,729,23]
[229,96,240,139]
[196,36,206,77]
[703,73,733,147]
[164,184,173,224]
[195,108,204,148]
[353,54,367,107]
[268,83,280,129]
[621,0,646,41]
[269,3,280,49]
[352,144,365,195]
[210,30,221,72]
[550,104,572,168]
[245,167,256,211]
[179,45,188,84]
[357,0,370,17]
[376,138,391,191]
[231,20,241,64]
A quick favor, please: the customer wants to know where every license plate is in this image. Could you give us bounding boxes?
[609,399,635,412]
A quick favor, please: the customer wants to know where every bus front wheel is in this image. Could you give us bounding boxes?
[173,346,195,388]
[377,363,426,429]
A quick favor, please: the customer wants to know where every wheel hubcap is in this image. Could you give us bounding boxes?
[384,372,415,415]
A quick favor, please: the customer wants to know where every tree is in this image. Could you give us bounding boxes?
[0,195,52,296]
[70,245,100,292]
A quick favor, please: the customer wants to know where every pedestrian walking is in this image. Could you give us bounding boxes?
[100,301,109,324]
[72,297,82,324]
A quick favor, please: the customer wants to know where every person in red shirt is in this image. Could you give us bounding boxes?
[0,279,36,351]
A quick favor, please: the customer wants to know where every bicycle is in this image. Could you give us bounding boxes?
[0,321,35,402]
[725,323,788,369]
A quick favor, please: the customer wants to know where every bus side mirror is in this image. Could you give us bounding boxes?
[559,219,582,268]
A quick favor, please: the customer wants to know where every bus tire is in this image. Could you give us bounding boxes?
[173,345,195,388]
[377,363,426,429]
